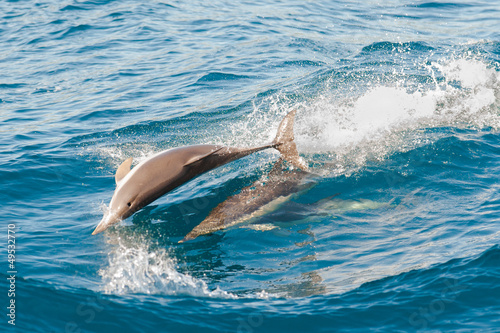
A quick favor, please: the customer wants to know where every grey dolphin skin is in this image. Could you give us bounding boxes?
[179,158,316,243]
[92,110,307,235]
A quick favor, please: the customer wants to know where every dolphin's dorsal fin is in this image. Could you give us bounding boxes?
[115,157,133,184]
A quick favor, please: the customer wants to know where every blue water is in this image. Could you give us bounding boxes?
[2,0,500,332]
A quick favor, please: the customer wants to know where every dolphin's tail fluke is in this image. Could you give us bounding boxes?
[273,110,308,170]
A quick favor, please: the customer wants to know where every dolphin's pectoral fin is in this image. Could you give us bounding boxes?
[115,157,133,184]
[183,147,224,167]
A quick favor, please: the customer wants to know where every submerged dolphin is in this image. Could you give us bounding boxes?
[92,110,307,235]
[179,158,316,242]
[179,161,392,242]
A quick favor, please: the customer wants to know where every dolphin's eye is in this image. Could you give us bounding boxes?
[127,202,131,207]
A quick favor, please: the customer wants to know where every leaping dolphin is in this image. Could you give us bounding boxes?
[92,110,307,235]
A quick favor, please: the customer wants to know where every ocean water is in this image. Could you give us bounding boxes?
[1,0,500,332]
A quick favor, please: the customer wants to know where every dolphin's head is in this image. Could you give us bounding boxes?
[92,157,145,235]
[92,185,140,235]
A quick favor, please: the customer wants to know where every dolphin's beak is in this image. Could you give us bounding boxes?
[91,221,107,235]
[92,213,117,235]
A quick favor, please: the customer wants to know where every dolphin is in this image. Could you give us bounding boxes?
[179,158,317,242]
[92,110,307,235]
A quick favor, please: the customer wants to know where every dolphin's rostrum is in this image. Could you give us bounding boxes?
[92,110,306,235]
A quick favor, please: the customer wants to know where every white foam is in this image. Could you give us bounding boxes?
[281,57,500,175]
[437,58,497,89]
[98,236,237,298]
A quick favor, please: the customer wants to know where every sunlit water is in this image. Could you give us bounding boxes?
[1,1,500,332]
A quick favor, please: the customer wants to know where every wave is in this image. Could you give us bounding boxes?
[412,2,473,9]
[196,72,253,83]
[360,41,434,54]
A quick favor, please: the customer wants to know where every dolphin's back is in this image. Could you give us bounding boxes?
[124,145,224,207]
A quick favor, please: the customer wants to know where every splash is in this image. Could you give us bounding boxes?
[90,144,159,169]
[302,59,498,145]
[98,235,236,298]
[290,57,500,175]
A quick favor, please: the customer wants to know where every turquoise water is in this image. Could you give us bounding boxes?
[2,0,500,332]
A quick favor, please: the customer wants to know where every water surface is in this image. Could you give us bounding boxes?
[1,0,500,332]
